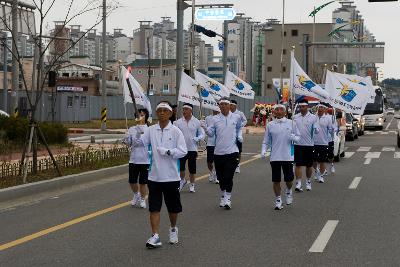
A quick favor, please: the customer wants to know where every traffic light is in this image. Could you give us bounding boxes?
[193,24,217,38]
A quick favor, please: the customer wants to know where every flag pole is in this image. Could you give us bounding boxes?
[194,66,203,119]
[125,67,139,120]
[290,47,296,127]
[124,102,129,131]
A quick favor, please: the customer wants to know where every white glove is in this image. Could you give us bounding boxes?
[157,147,169,156]
[200,120,207,129]
[261,144,267,158]
[237,136,243,143]
[193,136,201,142]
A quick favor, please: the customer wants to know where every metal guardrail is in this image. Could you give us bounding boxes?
[0,147,129,179]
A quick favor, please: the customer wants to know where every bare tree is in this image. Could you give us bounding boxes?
[0,0,119,180]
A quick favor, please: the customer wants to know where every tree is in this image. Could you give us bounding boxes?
[0,0,118,180]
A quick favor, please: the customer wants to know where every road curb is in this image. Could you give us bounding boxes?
[0,164,129,203]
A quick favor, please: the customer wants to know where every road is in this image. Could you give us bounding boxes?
[0,115,400,266]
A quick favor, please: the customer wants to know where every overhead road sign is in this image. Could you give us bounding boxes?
[195,8,236,21]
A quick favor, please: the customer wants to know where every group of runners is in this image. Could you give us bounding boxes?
[125,97,339,248]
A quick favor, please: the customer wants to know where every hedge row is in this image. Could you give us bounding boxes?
[0,116,68,145]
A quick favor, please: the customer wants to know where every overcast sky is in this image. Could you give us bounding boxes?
[43,0,400,79]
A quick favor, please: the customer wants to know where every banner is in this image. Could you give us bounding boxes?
[121,66,152,117]
[290,51,329,101]
[272,78,291,102]
[194,71,230,100]
[178,71,220,112]
[325,70,370,115]
[224,70,255,99]
[333,72,376,103]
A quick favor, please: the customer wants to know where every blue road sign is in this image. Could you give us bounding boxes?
[195,8,236,21]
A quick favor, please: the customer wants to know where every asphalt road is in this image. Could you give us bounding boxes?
[1,115,400,267]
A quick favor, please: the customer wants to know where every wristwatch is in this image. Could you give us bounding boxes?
[166,150,171,156]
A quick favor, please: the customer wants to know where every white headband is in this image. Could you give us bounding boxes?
[219,99,230,104]
[230,102,237,106]
[273,104,286,110]
[298,103,308,106]
[317,103,328,109]
[156,103,172,111]
[182,104,193,110]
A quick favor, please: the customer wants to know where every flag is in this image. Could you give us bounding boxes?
[325,71,371,115]
[333,72,376,104]
[309,1,336,17]
[224,70,255,99]
[178,71,220,112]
[121,66,153,118]
[194,71,230,100]
[328,24,348,37]
[272,78,291,102]
[290,51,329,101]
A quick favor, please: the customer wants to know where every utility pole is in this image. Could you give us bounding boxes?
[2,32,7,113]
[279,0,285,103]
[101,0,107,131]
[11,0,19,117]
[222,20,229,82]
[147,36,151,96]
[176,0,189,101]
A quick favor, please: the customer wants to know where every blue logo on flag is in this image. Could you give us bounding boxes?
[201,88,210,97]
[235,80,245,91]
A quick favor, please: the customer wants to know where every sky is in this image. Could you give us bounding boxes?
[40,0,400,79]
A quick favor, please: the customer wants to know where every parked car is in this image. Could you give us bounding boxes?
[387,108,395,115]
[353,114,365,136]
[345,113,358,141]
[0,110,9,117]
[395,114,400,148]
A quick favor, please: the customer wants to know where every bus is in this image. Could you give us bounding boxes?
[363,87,385,130]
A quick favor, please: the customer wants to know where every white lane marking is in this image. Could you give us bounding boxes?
[381,132,389,135]
[382,147,395,152]
[365,131,374,135]
[357,147,371,152]
[385,116,394,130]
[376,131,383,134]
[395,152,400,159]
[389,131,397,134]
[364,158,372,165]
[349,177,362,189]
[309,220,339,253]
[365,152,381,158]
[344,152,355,159]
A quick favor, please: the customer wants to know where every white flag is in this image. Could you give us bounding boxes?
[121,66,153,118]
[194,71,230,100]
[224,70,255,99]
[178,71,220,112]
[290,51,329,101]
[325,70,371,115]
[333,72,376,104]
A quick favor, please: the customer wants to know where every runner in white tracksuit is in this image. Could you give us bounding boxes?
[230,99,247,173]
[261,104,300,210]
[205,110,220,183]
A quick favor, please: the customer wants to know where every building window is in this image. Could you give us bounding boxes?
[138,70,143,75]
[282,66,286,72]
[284,31,286,37]
[163,69,169,76]
[82,73,89,77]
[283,49,287,55]
[267,84,272,89]
[80,96,87,108]
[291,29,298,36]
[267,67,272,72]
[162,84,170,93]
[67,96,73,108]
[267,49,273,55]
[148,69,155,76]
[62,73,69,77]
[150,83,154,90]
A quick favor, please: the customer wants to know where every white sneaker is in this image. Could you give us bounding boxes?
[179,179,187,191]
[318,176,325,183]
[219,196,226,207]
[295,180,303,192]
[322,170,328,177]
[224,198,232,210]
[169,227,179,244]
[306,180,312,191]
[146,234,162,249]
[314,169,320,181]
[208,172,214,182]
[139,198,146,209]
[130,194,140,206]
[286,190,293,205]
[330,165,336,174]
[189,183,195,193]
[235,166,240,173]
[275,198,283,210]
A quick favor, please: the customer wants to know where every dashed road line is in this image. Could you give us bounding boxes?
[385,116,394,130]
[344,152,355,159]
[309,220,339,253]
[349,177,362,189]
[382,147,395,152]
[364,158,372,165]
[357,147,371,152]
[395,152,400,159]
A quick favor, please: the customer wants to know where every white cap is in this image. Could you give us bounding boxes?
[273,104,286,110]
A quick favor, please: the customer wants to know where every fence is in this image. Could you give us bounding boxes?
[0,146,129,179]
